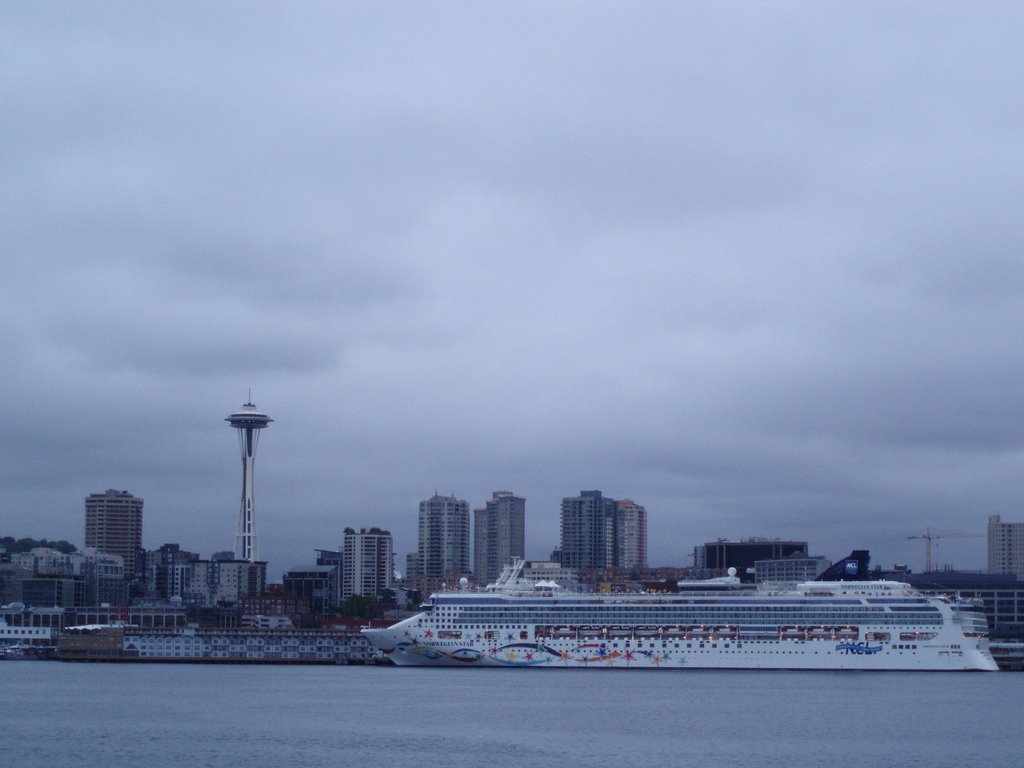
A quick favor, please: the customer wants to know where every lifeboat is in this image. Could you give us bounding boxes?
[900,631,936,641]
[634,626,662,637]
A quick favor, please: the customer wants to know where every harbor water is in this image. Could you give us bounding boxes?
[3,663,1019,768]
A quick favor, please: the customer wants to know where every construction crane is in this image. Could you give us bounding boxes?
[907,529,984,572]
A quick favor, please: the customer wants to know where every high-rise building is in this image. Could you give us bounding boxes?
[988,515,1024,578]
[191,553,266,607]
[11,546,126,606]
[754,554,831,583]
[615,499,648,570]
[226,400,272,562]
[520,560,579,587]
[144,544,199,600]
[342,527,394,600]
[405,552,423,580]
[560,490,618,570]
[694,538,808,581]
[315,548,344,606]
[0,563,28,605]
[77,548,127,605]
[85,489,144,580]
[418,493,470,579]
[283,565,337,617]
[21,578,76,608]
[473,491,526,585]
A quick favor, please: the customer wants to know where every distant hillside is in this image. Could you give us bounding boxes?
[1,536,78,554]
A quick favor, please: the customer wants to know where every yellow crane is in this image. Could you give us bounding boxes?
[907,529,984,572]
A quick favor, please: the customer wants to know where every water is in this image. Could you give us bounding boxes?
[3,663,1020,768]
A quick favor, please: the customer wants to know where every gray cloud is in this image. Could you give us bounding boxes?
[1,3,1021,577]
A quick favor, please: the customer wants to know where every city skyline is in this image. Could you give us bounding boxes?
[11,475,1007,582]
[3,468,1012,580]
[3,5,1022,578]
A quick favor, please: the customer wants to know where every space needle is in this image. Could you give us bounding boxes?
[226,398,273,562]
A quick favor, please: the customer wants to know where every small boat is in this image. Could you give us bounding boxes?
[0,644,36,660]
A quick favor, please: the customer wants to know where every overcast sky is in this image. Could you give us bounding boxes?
[3,3,1022,579]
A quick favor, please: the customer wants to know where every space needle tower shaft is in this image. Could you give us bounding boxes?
[226,400,273,562]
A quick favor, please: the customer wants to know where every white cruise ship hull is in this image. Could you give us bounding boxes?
[364,623,995,671]
[363,577,998,671]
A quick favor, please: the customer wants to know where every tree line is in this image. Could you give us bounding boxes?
[1,536,78,554]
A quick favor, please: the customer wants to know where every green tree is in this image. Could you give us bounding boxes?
[1,537,77,554]
[335,594,383,619]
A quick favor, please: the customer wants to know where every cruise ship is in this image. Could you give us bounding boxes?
[362,553,997,671]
